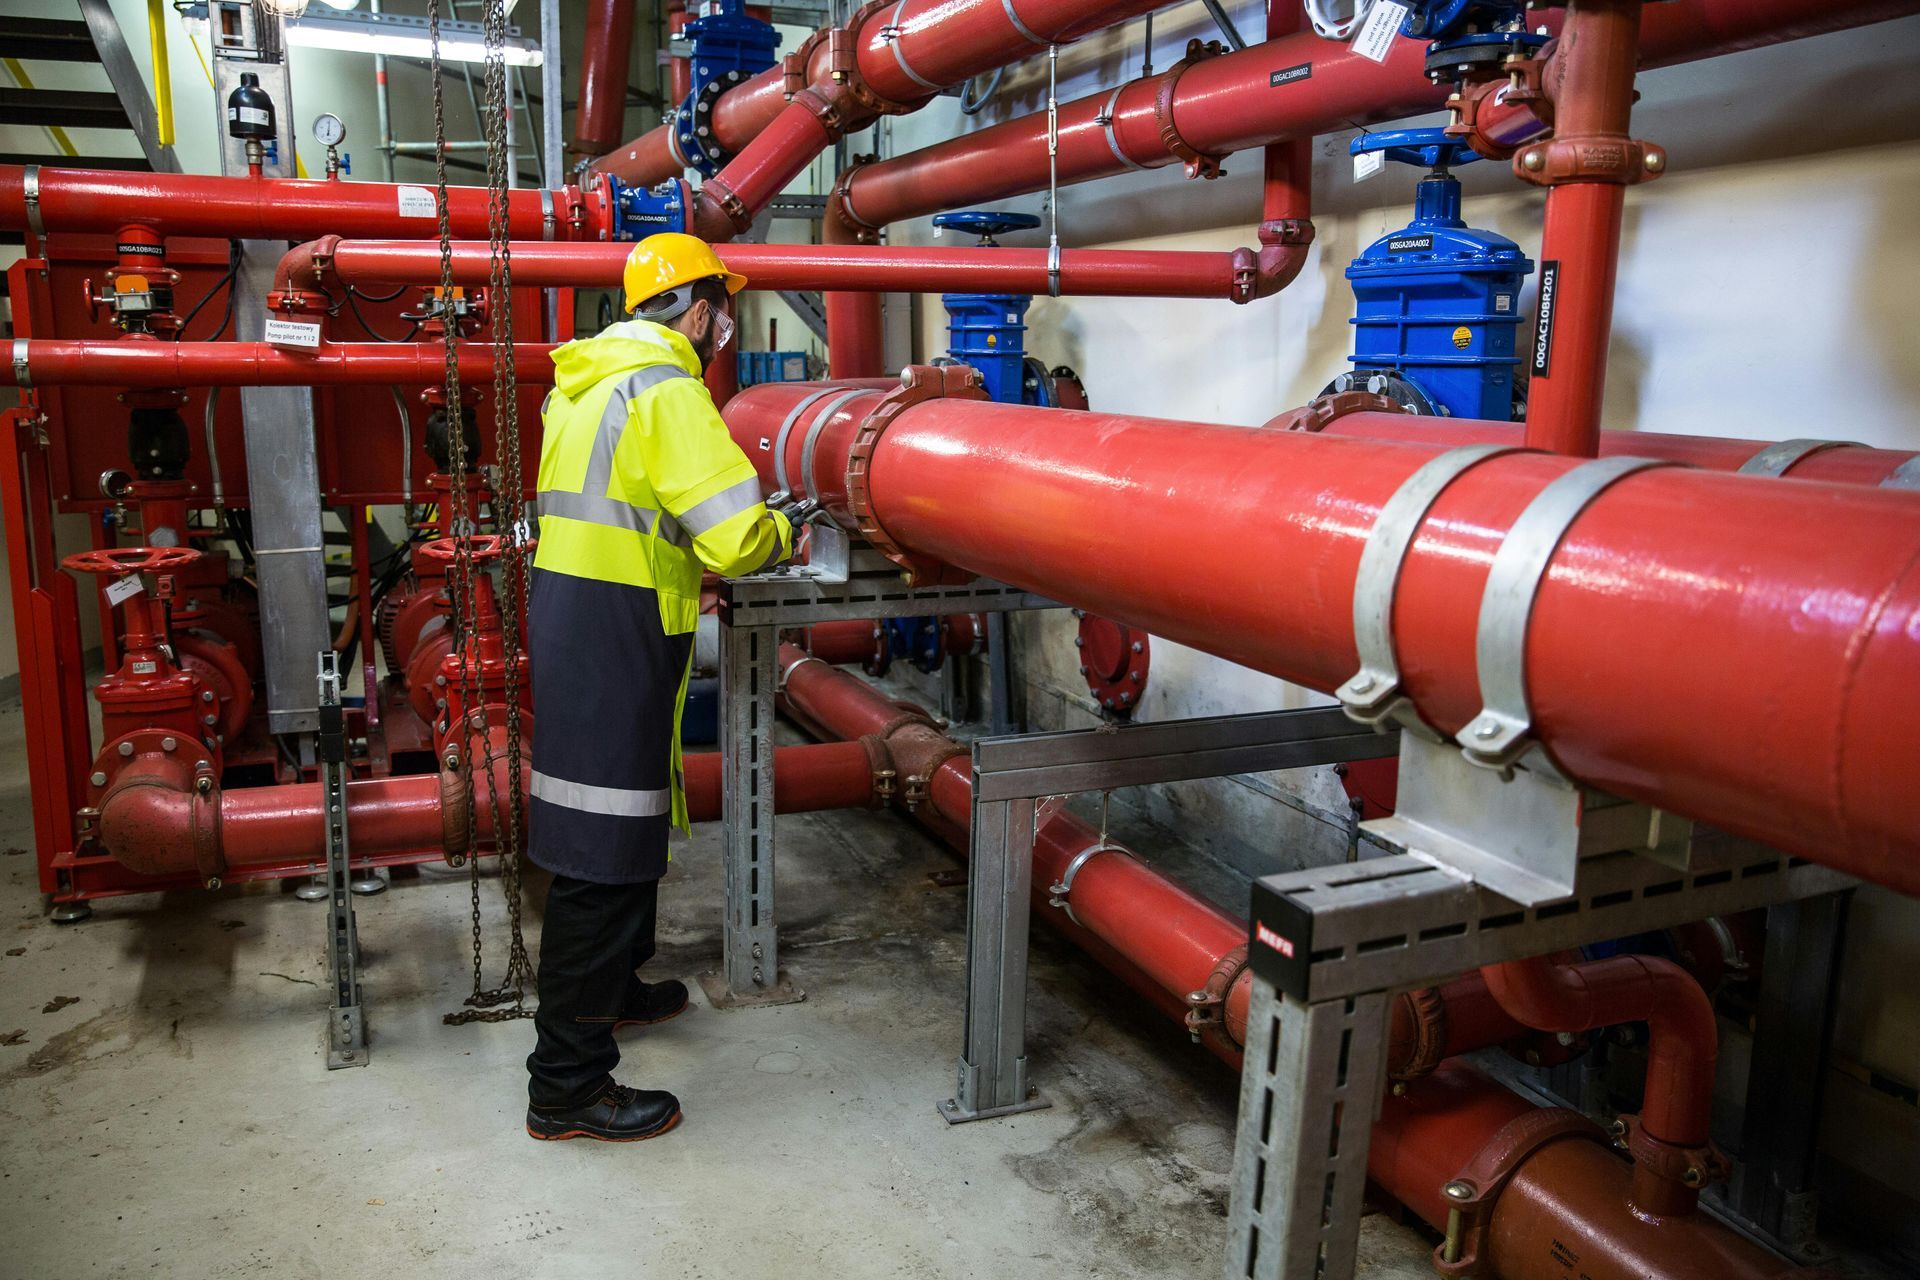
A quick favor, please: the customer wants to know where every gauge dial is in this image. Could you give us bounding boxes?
[311,113,346,147]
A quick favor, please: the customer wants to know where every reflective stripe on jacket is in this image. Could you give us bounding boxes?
[534,319,791,637]
[531,319,791,842]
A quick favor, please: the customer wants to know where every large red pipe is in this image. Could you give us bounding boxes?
[1317,412,1920,487]
[823,200,886,379]
[1370,1063,1804,1280]
[321,238,1258,298]
[725,380,1920,895]
[0,166,588,241]
[831,0,1920,233]
[574,0,637,157]
[2,340,559,388]
[593,0,1180,186]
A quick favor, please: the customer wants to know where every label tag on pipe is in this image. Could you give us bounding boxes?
[264,318,322,349]
[104,574,143,607]
[1353,1,1410,64]
[397,185,437,218]
[1353,149,1384,183]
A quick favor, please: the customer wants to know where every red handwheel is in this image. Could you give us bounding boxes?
[62,546,204,577]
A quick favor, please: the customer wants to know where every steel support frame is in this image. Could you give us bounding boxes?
[706,546,1058,1009]
[1223,843,1854,1280]
[943,705,1401,1124]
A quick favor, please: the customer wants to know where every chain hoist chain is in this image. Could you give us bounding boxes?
[478,0,534,1008]
[425,0,532,1025]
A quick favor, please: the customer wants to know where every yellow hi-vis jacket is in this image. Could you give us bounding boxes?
[533,319,791,837]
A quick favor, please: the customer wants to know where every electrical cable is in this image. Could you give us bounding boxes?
[958,67,1003,116]
[173,239,241,339]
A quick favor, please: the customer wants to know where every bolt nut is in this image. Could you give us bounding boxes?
[1555,1031,1574,1046]
[201,689,215,702]
[118,741,135,757]
[1443,1180,1475,1202]
[1522,150,1544,171]
[90,771,108,787]
[1130,641,1143,653]
[1473,721,1499,739]
[1681,1167,1703,1186]
[195,776,213,794]
[202,713,217,727]
[1073,636,1084,648]
[1608,1118,1628,1138]
[204,877,221,890]
[1078,664,1088,675]
[1644,150,1665,173]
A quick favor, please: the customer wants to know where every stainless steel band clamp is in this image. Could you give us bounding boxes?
[23,165,44,238]
[1338,445,1522,740]
[1460,455,1673,778]
[1885,455,1920,492]
[768,387,838,503]
[1737,437,1856,477]
[10,340,29,390]
[1048,841,1115,928]
[800,389,871,505]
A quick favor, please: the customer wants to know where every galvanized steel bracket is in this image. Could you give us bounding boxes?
[1462,455,1672,778]
[1338,444,1522,739]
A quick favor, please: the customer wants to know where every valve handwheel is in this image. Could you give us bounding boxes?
[62,546,203,577]
[414,533,534,571]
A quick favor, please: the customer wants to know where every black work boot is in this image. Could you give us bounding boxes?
[526,1083,682,1142]
[615,978,689,1030]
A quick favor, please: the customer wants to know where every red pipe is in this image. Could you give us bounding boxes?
[830,0,1919,233]
[2,340,558,388]
[321,238,1259,298]
[593,0,1180,186]
[823,204,887,379]
[1317,412,1920,487]
[574,0,637,157]
[1370,1063,1802,1280]
[682,740,877,819]
[1481,953,1717,1212]
[724,380,1920,895]
[0,166,590,241]
[1521,0,1645,456]
[692,90,851,242]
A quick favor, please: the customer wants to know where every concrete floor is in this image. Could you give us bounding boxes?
[0,693,1437,1280]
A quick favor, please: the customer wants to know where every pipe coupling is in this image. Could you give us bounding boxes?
[1262,390,1402,433]
[440,748,472,862]
[844,365,988,587]
[1386,986,1450,1082]
[1154,40,1231,180]
[1614,1113,1730,1195]
[1429,1106,1608,1277]
[1184,944,1250,1045]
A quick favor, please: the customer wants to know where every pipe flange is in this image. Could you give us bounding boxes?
[1154,40,1231,180]
[1075,611,1149,718]
[677,70,755,178]
[1615,1113,1731,1192]
[829,159,883,239]
[844,365,989,586]
[1262,390,1401,433]
[1429,1106,1607,1278]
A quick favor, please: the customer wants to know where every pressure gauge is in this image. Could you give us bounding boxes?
[312,113,346,148]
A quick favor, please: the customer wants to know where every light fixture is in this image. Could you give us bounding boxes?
[285,9,544,66]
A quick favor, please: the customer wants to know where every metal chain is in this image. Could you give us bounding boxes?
[427,0,532,1025]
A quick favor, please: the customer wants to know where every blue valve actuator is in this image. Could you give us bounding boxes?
[931,210,1043,406]
[932,210,1043,244]
[1343,128,1532,420]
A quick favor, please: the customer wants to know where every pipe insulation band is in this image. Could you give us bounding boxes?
[1463,456,1675,776]
[800,389,871,503]
[1339,444,1524,738]
[1097,87,1148,172]
[22,165,42,238]
[886,0,943,91]
[1001,0,1050,47]
[772,387,838,497]
[1737,437,1857,477]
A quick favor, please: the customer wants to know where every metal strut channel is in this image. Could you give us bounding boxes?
[1461,455,1671,776]
[317,651,369,1069]
[1736,437,1856,477]
[1339,444,1521,738]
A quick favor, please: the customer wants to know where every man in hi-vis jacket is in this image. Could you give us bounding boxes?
[524,233,792,1142]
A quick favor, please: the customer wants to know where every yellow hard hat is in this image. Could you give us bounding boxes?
[622,232,748,314]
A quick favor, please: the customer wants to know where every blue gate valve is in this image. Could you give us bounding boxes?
[671,0,780,177]
[1335,127,1532,421]
[932,210,1044,406]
